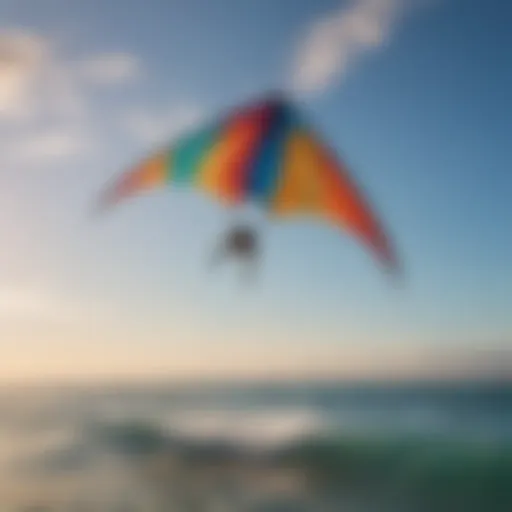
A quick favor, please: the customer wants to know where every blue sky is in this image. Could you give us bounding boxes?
[0,0,510,382]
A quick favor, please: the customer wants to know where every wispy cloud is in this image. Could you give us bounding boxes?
[0,29,142,121]
[77,52,142,86]
[290,0,407,95]
[0,29,143,121]
[0,30,50,118]
[123,103,206,147]
[10,128,90,165]
[0,28,142,166]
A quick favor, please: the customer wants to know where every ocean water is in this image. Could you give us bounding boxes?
[0,380,510,511]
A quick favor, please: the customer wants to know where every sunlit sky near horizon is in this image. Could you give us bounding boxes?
[0,0,510,382]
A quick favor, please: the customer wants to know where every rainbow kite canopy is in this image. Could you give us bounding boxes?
[98,94,398,272]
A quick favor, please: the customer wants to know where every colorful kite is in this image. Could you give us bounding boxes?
[97,93,398,274]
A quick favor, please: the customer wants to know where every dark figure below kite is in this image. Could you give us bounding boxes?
[95,92,400,281]
[210,225,260,281]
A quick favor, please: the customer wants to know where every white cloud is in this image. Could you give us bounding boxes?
[123,103,206,146]
[77,52,141,85]
[291,0,406,95]
[0,29,87,121]
[0,28,141,122]
[0,30,50,118]
[11,128,89,164]
[0,28,143,168]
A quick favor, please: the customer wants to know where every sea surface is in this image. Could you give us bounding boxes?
[0,380,510,511]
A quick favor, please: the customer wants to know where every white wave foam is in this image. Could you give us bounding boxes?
[163,408,328,449]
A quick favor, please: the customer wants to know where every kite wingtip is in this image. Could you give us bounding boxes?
[381,255,406,288]
[371,228,403,285]
[89,192,115,221]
